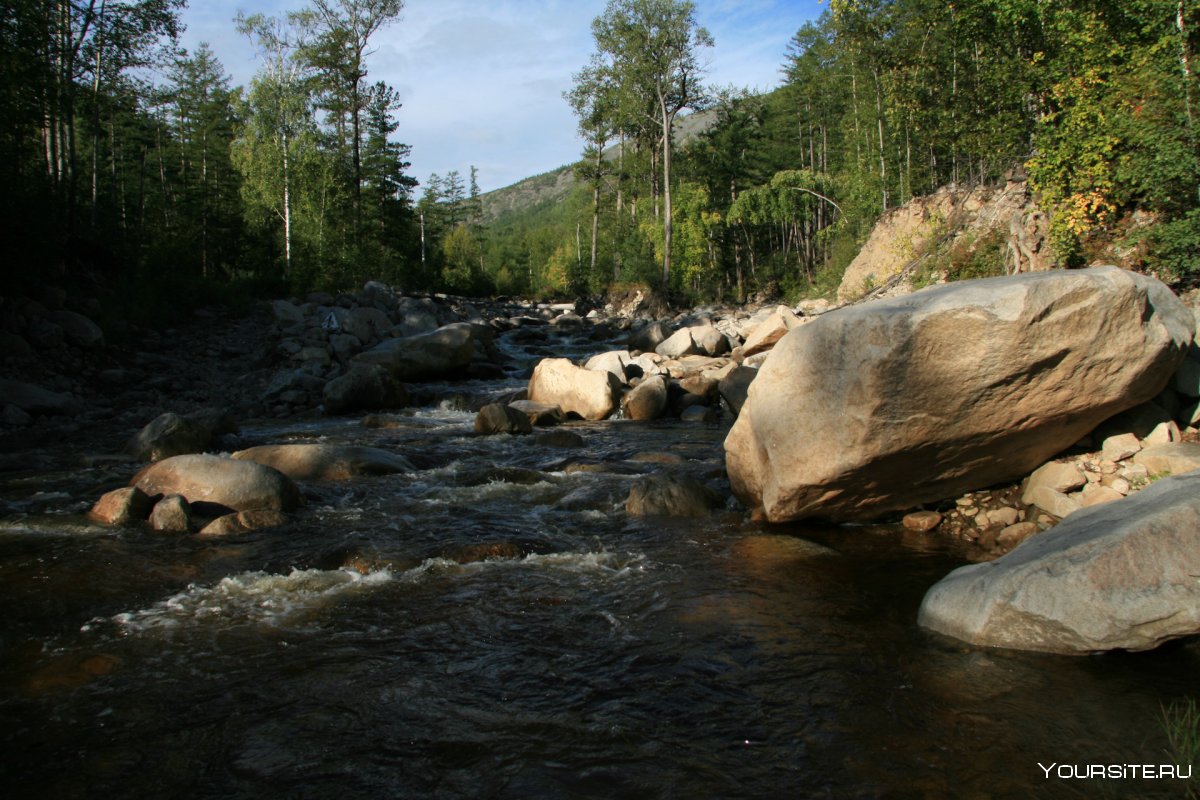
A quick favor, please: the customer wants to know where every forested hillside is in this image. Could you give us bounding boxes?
[490,0,1200,304]
[1,0,1197,313]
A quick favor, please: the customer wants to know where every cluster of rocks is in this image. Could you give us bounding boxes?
[469,303,824,436]
[263,282,513,415]
[0,289,106,427]
[906,427,1200,557]
[89,443,415,536]
[706,265,1200,655]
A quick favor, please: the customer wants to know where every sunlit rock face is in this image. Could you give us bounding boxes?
[724,267,1193,523]
[528,358,621,421]
[132,454,301,515]
[918,471,1200,654]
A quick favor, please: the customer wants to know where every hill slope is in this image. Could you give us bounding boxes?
[477,107,719,226]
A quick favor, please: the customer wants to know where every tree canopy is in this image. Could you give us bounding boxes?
[0,0,1196,313]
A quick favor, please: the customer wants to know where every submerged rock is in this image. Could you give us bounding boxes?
[626,473,724,517]
[532,430,585,449]
[0,378,82,417]
[725,267,1194,523]
[508,400,564,427]
[474,403,533,435]
[919,470,1200,654]
[198,509,289,537]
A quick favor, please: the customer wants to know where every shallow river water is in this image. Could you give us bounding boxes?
[1,325,1197,799]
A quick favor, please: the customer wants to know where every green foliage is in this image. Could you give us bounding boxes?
[1161,696,1200,798]
[1140,210,1200,280]
[441,224,487,294]
[916,228,1010,286]
[2,0,1197,313]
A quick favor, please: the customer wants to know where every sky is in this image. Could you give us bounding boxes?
[178,0,823,194]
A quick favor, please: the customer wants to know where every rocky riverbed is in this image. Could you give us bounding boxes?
[4,269,1200,796]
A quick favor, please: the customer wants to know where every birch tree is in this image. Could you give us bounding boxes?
[588,0,712,288]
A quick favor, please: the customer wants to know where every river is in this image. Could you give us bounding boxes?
[1,321,1196,799]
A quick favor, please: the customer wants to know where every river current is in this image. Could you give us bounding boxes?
[1,323,1197,799]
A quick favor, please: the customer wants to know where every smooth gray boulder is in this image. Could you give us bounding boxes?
[132,454,301,513]
[126,408,237,462]
[919,470,1200,654]
[50,310,104,348]
[231,444,413,481]
[353,322,475,380]
[725,267,1194,522]
[322,363,409,414]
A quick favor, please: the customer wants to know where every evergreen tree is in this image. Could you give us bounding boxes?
[168,44,242,279]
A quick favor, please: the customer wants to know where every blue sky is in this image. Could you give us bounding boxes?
[179,0,823,193]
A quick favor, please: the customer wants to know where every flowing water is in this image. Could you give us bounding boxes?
[1,326,1197,799]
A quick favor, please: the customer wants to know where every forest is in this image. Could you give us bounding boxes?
[2,0,1198,314]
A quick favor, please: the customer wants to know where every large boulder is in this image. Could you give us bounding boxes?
[621,375,669,421]
[741,305,802,357]
[0,379,82,417]
[725,267,1194,522]
[322,363,409,414]
[627,321,670,353]
[528,358,620,421]
[149,494,193,533]
[1132,442,1200,476]
[353,322,475,380]
[126,408,238,462]
[231,444,414,481]
[50,310,104,348]
[655,327,703,358]
[918,470,1200,654]
[131,454,301,513]
[584,350,633,383]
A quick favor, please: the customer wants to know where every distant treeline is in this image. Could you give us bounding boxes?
[1,0,1197,310]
